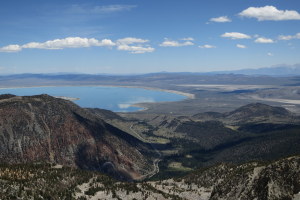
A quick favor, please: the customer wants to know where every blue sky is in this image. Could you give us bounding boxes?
[0,0,299,74]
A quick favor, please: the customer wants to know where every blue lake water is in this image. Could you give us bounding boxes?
[0,86,186,112]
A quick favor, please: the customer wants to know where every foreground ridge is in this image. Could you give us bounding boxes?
[0,155,299,199]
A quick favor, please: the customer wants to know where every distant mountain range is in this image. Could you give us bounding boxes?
[218,64,300,76]
[0,64,300,78]
[0,69,299,90]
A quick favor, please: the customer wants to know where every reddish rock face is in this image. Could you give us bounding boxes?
[0,94,154,180]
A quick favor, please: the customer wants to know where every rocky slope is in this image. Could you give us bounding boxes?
[1,155,299,199]
[0,94,155,180]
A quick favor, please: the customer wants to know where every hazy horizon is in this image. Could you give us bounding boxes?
[0,63,299,76]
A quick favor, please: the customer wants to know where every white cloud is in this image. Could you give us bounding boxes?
[0,37,155,54]
[236,44,247,48]
[92,5,137,13]
[199,44,216,48]
[278,33,300,40]
[181,37,194,41]
[254,37,274,43]
[278,35,293,40]
[116,37,148,45]
[210,16,232,23]
[22,37,115,50]
[116,37,154,54]
[267,52,274,56]
[117,45,154,54]
[221,32,251,39]
[69,4,137,14]
[159,38,194,47]
[100,39,116,46]
[239,6,300,21]
[0,44,22,52]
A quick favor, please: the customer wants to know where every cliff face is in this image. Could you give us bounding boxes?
[0,94,154,180]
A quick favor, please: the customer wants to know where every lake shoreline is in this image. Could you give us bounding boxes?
[0,85,195,99]
[0,85,195,112]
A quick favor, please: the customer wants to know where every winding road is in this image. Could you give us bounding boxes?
[129,124,162,180]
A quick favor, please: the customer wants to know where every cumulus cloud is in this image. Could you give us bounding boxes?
[221,32,251,39]
[116,37,148,45]
[278,35,294,40]
[0,37,155,54]
[159,38,194,47]
[22,37,115,50]
[278,33,300,40]
[117,45,154,54]
[267,52,274,56]
[236,44,247,48]
[199,44,216,48]
[239,6,300,21]
[0,44,22,52]
[116,37,154,54]
[210,16,232,23]
[254,37,274,43]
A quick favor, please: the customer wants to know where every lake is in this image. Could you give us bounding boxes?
[0,86,186,112]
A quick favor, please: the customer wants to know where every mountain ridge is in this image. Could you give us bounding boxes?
[0,94,156,180]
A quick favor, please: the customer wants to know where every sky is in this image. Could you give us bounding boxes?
[0,0,299,74]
